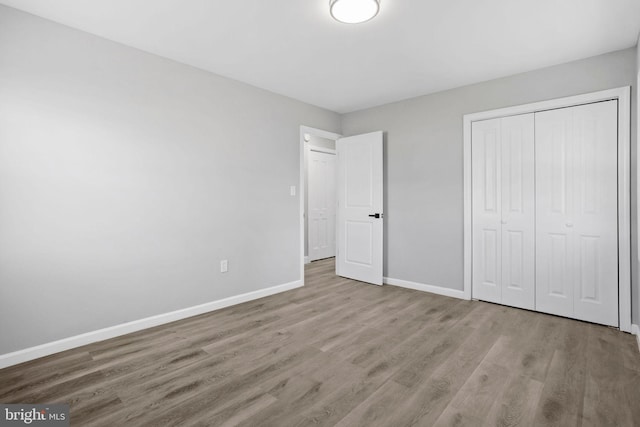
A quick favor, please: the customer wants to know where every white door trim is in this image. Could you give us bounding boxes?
[463,86,632,332]
[636,61,640,330]
[299,125,341,283]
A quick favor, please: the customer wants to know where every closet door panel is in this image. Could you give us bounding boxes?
[500,114,535,310]
[571,101,618,326]
[472,119,502,304]
[536,108,575,317]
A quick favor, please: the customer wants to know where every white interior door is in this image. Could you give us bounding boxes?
[336,131,383,285]
[471,114,535,309]
[308,150,336,261]
[535,100,618,326]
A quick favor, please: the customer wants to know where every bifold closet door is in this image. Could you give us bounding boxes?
[535,100,618,327]
[472,114,535,309]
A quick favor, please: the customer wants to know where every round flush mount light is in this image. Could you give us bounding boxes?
[330,0,380,24]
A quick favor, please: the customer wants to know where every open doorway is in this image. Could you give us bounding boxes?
[306,139,336,262]
[299,126,385,286]
[299,126,341,279]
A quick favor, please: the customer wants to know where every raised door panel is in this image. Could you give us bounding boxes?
[535,108,574,317]
[500,114,535,310]
[472,119,502,303]
[345,221,373,265]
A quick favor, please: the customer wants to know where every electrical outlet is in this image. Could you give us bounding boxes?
[220,260,228,273]
[290,185,296,196]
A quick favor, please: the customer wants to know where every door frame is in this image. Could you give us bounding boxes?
[299,125,341,283]
[463,86,632,332]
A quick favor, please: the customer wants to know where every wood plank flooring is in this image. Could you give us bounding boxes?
[1,258,639,426]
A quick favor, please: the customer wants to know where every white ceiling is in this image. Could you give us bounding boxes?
[2,0,639,113]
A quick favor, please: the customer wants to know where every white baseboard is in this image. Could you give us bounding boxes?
[0,280,302,370]
[632,324,640,352]
[384,277,467,300]
[304,256,310,264]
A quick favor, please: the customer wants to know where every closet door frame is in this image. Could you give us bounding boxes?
[462,86,631,333]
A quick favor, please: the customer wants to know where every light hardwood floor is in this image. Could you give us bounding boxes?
[1,258,639,426]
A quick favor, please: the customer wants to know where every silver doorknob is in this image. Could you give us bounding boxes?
[566,222,573,227]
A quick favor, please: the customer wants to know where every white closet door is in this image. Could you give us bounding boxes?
[472,115,535,308]
[535,101,618,326]
[500,114,535,310]
[472,119,502,304]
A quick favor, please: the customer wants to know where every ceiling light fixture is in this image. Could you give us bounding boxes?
[330,0,380,24]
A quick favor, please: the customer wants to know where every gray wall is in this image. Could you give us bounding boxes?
[342,48,638,323]
[0,6,340,354]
